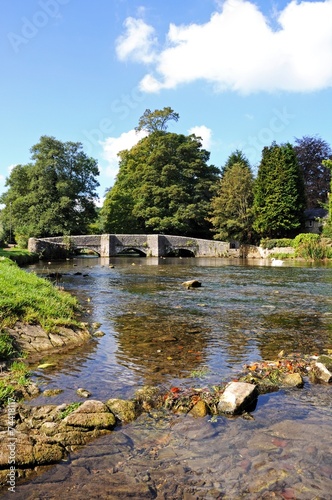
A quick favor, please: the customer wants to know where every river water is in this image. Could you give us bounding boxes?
[8,257,332,499]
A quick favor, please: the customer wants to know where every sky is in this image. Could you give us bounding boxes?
[1,0,332,205]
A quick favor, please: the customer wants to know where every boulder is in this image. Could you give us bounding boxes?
[217,382,258,415]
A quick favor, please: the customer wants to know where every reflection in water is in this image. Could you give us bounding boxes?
[17,257,332,497]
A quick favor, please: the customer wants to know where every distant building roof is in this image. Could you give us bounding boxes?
[304,208,328,220]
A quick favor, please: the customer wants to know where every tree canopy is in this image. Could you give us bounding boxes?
[253,142,305,238]
[209,153,255,243]
[101,128,220,238]
[294,135,331,209]
[0,136,99,243]
[135,107,179,134]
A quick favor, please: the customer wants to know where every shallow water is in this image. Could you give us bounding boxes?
[5,257,332,498]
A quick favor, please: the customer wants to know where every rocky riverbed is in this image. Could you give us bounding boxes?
[1,331,331,495]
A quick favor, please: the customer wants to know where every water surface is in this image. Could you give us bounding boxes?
[9,257,332,498]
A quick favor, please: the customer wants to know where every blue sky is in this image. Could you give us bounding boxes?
[1,0,332,204]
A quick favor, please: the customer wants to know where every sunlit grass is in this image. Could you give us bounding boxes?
[0,257,81,331]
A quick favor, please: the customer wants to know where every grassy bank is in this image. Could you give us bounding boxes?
[0,247,39,265]
[0,257,81,332]
[0,256,84,406]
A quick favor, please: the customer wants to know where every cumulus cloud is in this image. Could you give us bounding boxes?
[101,129,148,181]
[116,17,158,63]
[116,0,332,94]
[188,125,213,150]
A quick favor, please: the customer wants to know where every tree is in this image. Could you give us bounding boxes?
[253,142,305,239]
[135,107,179,134]
[294,136,331,209]
[101,122,220,238]
[209,154,255,243]
[0,136,99,243]
[221,149,251,178]
[322,159,332,236]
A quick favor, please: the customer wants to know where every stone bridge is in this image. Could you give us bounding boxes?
[28,234,230,259]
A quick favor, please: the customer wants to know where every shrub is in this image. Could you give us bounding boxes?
[293,233,331,259]
[293,233,320,248]
[260,238,294,249]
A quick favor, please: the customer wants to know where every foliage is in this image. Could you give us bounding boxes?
[101,119,220,238]
[253,142,306,239]
[58,402,82,419]
[293,233,331,259]
[260,238,294,250]
[0,136,100,241]
[0,332,16,359]
[135,107,179,134]
[0,258,81,331]
[0,382,15,404]
[221,149,251,178]
[209,157,255,243]
[294,136,331,209]
[322,159,332,236]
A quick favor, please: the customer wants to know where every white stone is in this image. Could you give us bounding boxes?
[218,382,258,414]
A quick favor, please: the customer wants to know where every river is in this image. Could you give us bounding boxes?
[7,256,332,499]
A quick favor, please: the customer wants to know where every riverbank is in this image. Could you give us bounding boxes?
[0,256,94,407]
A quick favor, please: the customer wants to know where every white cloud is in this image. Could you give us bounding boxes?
[101,129,148,181]
[116,17,158,63]
[188,125,212,150]
[117,0,332,94]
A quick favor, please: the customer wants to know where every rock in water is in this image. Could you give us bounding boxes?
[218,382,258,415]
[182,280,202,289]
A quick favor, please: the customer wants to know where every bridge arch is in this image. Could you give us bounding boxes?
[165,247,195,257]
[116,247,147,257]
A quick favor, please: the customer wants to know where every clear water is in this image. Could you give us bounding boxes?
[8,257,332,499]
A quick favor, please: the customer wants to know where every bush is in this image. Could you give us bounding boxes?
[293,233,320,248]
[260,238,294,249]
[293,233,331,259]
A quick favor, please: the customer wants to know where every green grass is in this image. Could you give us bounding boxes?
[0,248,39,265]
[0,257,81,332]
[0,332,16,359]
[0,360,31,406]
[58,402,82,419]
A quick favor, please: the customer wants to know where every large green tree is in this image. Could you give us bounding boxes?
[101,110,220,238]
[253,142,305,239]
[0,136,99,242]
[294,136,331,209]
[209,153,255,243]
